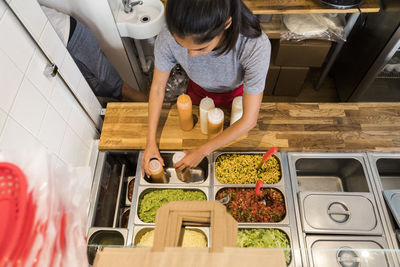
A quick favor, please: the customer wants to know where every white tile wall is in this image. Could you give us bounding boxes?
[0,1,6,19]
[0,10,36,73]
[60,53,82,94]
[0,108,7,134]
[51,78,74,121]
[39,21,66,67]
[0,117,43,151]
[38,105,67,154]
[10,0,47,39]
[0,48,24,112]
[26,49,55,100]
[10,77,49,136]
[0,3,101,169]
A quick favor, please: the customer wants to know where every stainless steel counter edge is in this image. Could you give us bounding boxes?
[281,152,304,267]
[126,151,144,246]
[87,151,107,234]
[367,152,400,266]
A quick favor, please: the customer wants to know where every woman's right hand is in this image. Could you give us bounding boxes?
[141,142,164,178]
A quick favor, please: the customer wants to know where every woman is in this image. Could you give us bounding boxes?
[142,0,271,176]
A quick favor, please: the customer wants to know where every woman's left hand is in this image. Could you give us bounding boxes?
[174,148,207,170]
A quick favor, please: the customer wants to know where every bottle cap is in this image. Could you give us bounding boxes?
[199,97,215,111]
[208,108,224,124]
[177,94,192,108]
[149,159,162,173]
[172,151,186,164]
[232,96,243,110]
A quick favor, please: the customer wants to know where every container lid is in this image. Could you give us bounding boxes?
[177,94,192,108]
[309,240,389,267]
[383,190,400,228]
[207,108,224,124]
[232,96,243,110]
[149,159,163,173]
[199,97,215,111]
[172,152,186,164]
[300,193,377,233]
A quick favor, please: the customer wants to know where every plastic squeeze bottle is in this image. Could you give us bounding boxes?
[149,159,167,183]
[230,96,243,125]
[207,108,224,140]
[177,93,194,131]
[172,151,191,182]
[199,97,215,135]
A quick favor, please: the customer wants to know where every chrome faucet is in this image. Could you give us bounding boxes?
[123,0,143,13]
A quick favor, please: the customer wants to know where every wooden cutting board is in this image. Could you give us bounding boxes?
[99,102,400,151]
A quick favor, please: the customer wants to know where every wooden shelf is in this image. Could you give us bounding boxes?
[244,0,380,14]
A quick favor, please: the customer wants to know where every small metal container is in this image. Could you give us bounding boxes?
[119,208,130,228]
[125,176,136,206]
[238,226,295,267]
[87,227,128,265]
[138,151,211,186]
[305,235,395,267]
[133,225,209,248]
[213,151,285,187]
[214,186,289,225]
[134,186,209,225]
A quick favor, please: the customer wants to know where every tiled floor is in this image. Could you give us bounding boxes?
[262,68,339,103]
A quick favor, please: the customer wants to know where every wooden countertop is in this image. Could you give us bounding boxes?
[244,0,380,14]
[99,102,400,151]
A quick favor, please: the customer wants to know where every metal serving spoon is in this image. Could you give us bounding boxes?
[257,147,278,170]
[218,195,230,205]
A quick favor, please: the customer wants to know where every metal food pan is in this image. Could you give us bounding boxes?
[237,225,295,267]
[119,207,130,229]
[125,176,136,207]
[213,186,289,225]
[132,225,210,248]
[138,151,211,186]
[134,186,210,225]
[87,227,128,265]
[287,152,374,193]
[305,235,396,267]
[213,151,285,187]
[367,152,400,263]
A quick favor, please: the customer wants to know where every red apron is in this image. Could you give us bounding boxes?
[186,80,243,109]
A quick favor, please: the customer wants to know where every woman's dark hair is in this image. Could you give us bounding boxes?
[165,0,261,55]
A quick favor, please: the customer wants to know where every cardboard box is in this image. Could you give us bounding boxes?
[93,201,286,267]
[273,40,332,67]
[274,66,309,96]
[264,63,280,96]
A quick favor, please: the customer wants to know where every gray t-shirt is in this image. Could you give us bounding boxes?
[154,26,271,94]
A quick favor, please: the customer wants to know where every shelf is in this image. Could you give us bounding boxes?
[244,0,380,14]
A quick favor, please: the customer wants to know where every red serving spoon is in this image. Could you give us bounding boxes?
[257,147,278,170]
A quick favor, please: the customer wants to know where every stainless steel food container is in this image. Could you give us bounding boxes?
[213,151,285,187]
[87,227,128,264]
[119,207,130,228]
[367,152,400,264]
[132,225,210,248]
[305,235,395,267]
[213,186,290,225]
[125,176,136,206]
[238,225,296,267]
[298,191,383,235]
[134,186,210,225]
[138,151,211,186]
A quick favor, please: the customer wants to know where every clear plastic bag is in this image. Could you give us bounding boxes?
[164,64,189,102]
[280,14,346,42]
[0,148,91,267]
